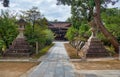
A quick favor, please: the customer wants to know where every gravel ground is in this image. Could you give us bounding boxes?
[0,62,39,77]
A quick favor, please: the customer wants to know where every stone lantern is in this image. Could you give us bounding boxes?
[4,19,31,57]
[16,19,26,38]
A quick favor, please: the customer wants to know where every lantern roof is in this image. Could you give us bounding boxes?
[17,18,26,25]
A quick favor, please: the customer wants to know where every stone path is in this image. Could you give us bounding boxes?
[75,70,120,77]
[28,41,120,77]
[28,42,75,77]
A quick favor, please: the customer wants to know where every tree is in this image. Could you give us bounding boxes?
[21,6,43,32]
[66,21,90,56]
[66,17,72,22]
[25,21,54,54]
[0,0,9,7]
[54,19,58,22]
[94,0,119,52]
[44,29,54,45]
[66,26,78,42]
[98,8,120,45]
[57,0,120,53]
[3,0,9,7]
[22,7,54,54]
[0,10,18,48]
[36,17,48,29]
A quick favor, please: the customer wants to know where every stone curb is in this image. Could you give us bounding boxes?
[0,58,39,62]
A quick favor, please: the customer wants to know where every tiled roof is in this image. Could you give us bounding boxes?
[48,22,71,28]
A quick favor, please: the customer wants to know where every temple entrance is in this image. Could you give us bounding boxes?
[48,22,71,41]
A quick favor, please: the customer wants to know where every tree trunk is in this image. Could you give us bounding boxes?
[94,0,120,53]
[76,40,81,56]
[36,41,39,54]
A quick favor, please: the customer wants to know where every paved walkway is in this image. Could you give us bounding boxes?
[28,42,120,77]
[75,70,120,77]
[28,42,75,77]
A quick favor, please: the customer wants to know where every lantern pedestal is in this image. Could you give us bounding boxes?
[80,36,109,58]
[79,21,109,58]
[4,19,31,57]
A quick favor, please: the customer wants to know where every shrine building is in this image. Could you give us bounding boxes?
[48,22,71,41]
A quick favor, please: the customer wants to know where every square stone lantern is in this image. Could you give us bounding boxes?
[16,19,26,38]
[4,19,31,57]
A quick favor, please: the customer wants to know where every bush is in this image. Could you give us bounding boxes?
[25,23,54,53]
[44,29,54,45]
[105,46,116,56]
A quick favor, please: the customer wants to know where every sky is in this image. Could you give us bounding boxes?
[0,0,120,21]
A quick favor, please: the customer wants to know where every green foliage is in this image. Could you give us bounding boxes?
[105,46,116,56]
[66,26,78,41]
[64,0,92,43]
[66,17,72,22]
[25,24,54,53]
[79,23,91,39]
[37,17,48,29]
[25,24,48,49]
[21,6,42,22]
[66,23,90,42]
[0,39,4,55]
[58,0,120,53]
[24,7,54,52]
[43,29,54,45]
[98,8,120,45]
[97,32,110,45]
[0,10,18,48]
[21,6,43,33]
[24,17,54,50]
[58,0,95,21]
[33,43,54,59]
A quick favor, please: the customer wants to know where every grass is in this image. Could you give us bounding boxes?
[32,43,54,59]
[64,43,80,59]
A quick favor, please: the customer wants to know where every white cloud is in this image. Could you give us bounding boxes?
[0,0,119,21]
[0,0,71,21]
[107,1,120,8]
